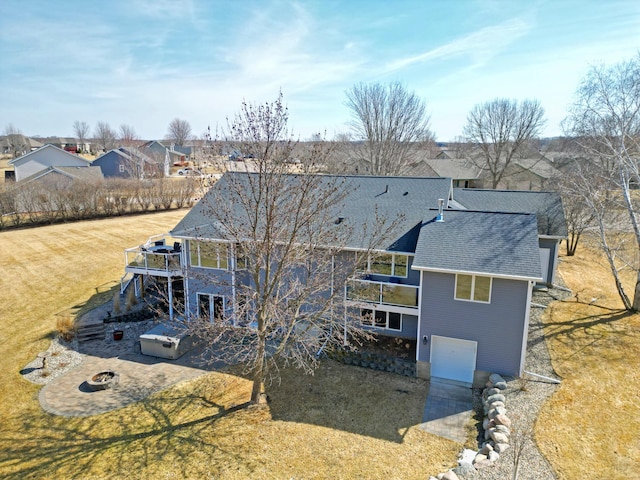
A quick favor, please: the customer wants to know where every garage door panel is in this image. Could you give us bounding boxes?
[430,335,477,386]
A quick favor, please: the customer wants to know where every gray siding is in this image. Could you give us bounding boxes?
[93,152,127,178]
[418,271,529,376]
[539,237,559,285]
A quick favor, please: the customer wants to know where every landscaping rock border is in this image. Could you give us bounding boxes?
[326,349,416,377]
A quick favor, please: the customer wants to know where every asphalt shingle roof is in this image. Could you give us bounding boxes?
[412,209,542,280]
[171,173,452,251]
[453,188,568,237]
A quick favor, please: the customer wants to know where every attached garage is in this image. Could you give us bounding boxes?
[430,335,477,387]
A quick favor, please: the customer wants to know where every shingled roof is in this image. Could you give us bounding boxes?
[171,173,452,251]
[412,209,542,280]
[452,188,568,238]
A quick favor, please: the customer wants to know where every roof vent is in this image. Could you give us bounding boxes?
[436,198,445,222]
[335,217,345,225]
[403,191,408,196]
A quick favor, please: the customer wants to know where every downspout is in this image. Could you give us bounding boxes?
[523,370,561,384]
[415,269,425,364]
[518,280,535,376]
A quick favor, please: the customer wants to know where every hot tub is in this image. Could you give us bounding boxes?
[139,323,193,360]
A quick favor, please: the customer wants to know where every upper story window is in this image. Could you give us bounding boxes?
[360,252,410,278]
[455,274,492,303]
[190,241,228,270]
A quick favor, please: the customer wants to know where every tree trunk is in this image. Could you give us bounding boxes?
[632,270,640,312]
[251,319,267,404]
[566,233,580,256]
[597,219,633,310]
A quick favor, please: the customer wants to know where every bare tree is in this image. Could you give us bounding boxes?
[463,98,546,189]
[553,168,595,256]
[344,82,432,176]
[183,93,396,404]
[118,124,138,148]
[72,121,90,152]
[3,124,27,158]
[166,118,192,146]
[94,121,117,152]
[563,53,640,310]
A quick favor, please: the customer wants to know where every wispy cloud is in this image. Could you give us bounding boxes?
[384,17,534,73]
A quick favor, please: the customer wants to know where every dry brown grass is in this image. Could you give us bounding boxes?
[0,211,459,479]
[55,316,76,341]
[537,236,640,479]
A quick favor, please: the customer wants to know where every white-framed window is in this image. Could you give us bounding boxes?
[357,252,411,278]
[190,241,229,270]
[455,274,492,303]
[197,293,224,322]
[119,164,125,173]
[360,308,402,331]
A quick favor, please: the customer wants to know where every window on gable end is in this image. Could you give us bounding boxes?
[455,274,492,303]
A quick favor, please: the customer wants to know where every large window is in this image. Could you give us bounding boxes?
[360,308,402,331]
[198,293,225,322]
[190,241,228,270]
[362,252,410,277]
[455,274,492,303]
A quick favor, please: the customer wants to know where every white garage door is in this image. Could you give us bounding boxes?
[430,335,477,386]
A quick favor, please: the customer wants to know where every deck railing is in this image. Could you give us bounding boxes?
[126,249,181,272]
[345,278,419,307]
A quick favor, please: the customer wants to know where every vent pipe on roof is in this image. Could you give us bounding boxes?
[436,198,445,222]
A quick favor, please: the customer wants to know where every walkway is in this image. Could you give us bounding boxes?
[419,379,474,443]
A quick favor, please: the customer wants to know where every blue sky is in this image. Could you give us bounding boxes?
[1,0,639,142]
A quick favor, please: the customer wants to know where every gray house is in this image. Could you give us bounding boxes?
[8,144,91,181]
[122,174,564,387]
[93,147,159,178]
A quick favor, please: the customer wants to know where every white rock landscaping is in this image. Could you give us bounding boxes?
[433,372,516,479]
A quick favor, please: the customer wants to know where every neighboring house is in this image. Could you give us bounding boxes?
[93,147,160,178]
[156,141,194,158]
[8,144,91,181]
[495,156,561,191]
[0,135,44,157]
[122,174,565,387]
[452,188,567,286]
[141,140,187,165]
[411,159,483,188]
[36,137,90,153]
[19,165,104,184]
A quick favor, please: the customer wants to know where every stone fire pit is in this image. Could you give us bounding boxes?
[86,370,119,391]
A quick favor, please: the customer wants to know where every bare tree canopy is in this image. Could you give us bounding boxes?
[119,124,138,147]
[344,82,433,176]
[72,121,90,145]
[94,121,117,152]
[463,98,546,188]
[2,123,26,158]
[166,118,192,146]
[183,93,395,404]
[563,53,640,310]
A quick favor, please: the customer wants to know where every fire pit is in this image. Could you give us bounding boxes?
[86,370,119,391]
